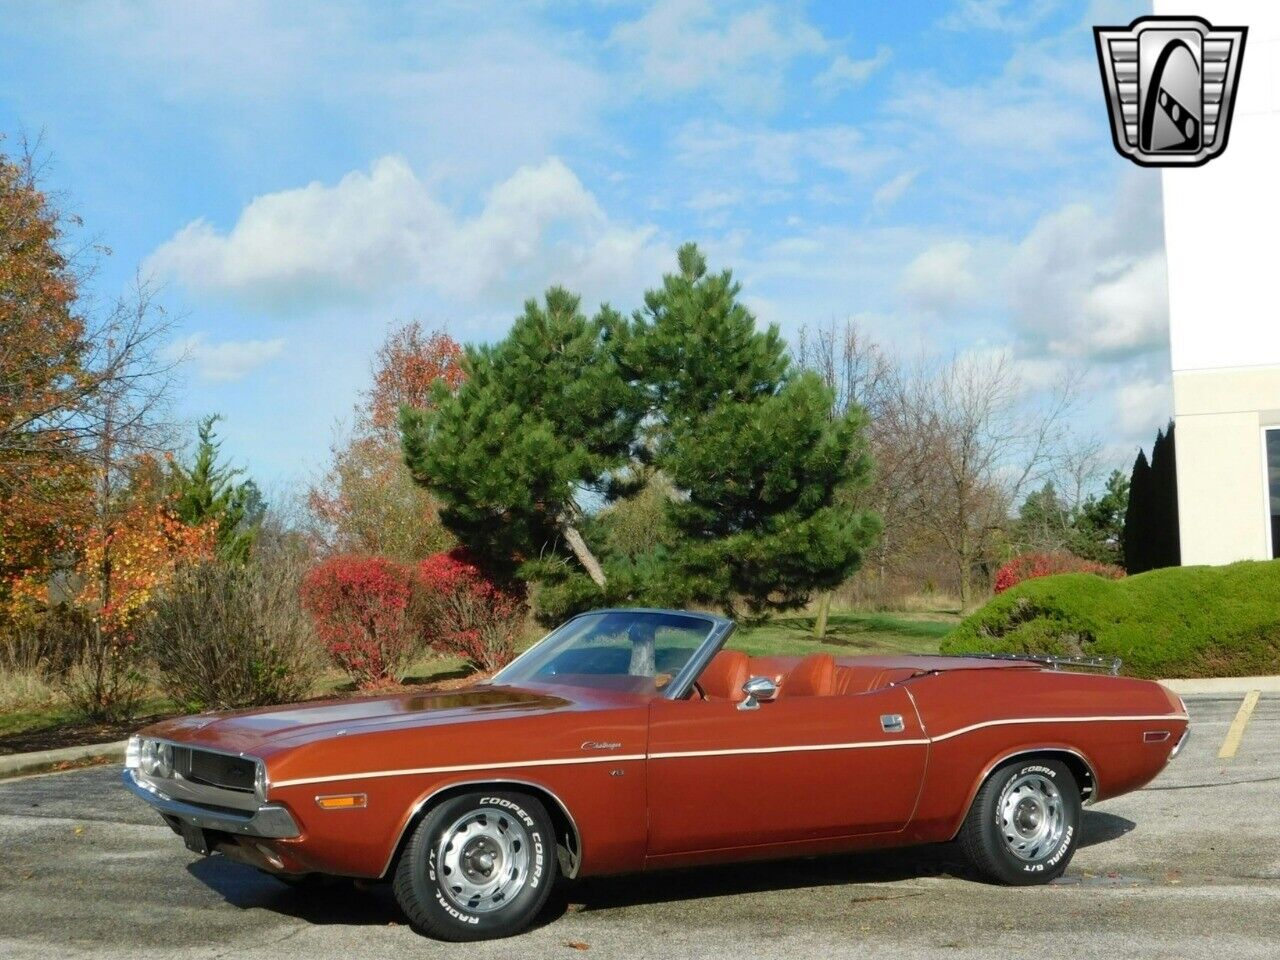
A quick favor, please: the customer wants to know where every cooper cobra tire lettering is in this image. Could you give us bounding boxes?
[1045,825,1075,867]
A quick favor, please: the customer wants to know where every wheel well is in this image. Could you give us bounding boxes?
[382,781,582,881]
[991,749,1097,804]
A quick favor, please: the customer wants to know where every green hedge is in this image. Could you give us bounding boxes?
[940,560,1280,679]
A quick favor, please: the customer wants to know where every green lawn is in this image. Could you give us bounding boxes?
[727,610,955,659]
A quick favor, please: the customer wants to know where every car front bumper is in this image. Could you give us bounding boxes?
[121,768,300,839]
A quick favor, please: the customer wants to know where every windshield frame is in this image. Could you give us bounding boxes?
[489,607,736,700]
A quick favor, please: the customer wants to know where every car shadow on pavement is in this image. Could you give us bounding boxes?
[187,859,404,926]
[554,810,1138,915]
[184,809,1137,929]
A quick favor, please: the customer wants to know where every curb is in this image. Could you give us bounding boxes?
[0,740,128,780]
[1160,676,1280,695]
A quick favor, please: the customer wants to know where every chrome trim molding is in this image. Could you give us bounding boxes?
[665,615,737,702]
[122,769,300,839]
[1171,726,1191,759]
[378,777,583,879]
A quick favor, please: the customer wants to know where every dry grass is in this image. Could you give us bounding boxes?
[0,667,62,714]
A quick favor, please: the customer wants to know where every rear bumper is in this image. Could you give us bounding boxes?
[1170,726,1191,760]
[121,768,300,839]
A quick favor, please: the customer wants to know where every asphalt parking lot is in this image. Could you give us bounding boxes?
[1,694,1277,960]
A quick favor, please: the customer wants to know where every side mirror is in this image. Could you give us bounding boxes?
[738,676,778,711]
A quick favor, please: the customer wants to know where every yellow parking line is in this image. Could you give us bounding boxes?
[1218,690,1261,759]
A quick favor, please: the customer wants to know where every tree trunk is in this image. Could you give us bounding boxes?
[560,518,607,589]
[813,590,833,639]
[959,559,973,611]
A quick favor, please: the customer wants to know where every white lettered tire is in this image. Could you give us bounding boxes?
[393,790,557,941]
[958,758,1081,885]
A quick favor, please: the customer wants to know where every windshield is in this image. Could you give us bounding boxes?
[491,610,721,696]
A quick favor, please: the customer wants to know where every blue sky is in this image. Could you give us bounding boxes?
[1,0,1166,493]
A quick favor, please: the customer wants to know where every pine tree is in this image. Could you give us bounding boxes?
[1123,449,1152,573]
[1070,469,1129,565]
[167,416,262,563]
[627,244,879,616]
[1148,421,1181,568]
[400,288,643,587]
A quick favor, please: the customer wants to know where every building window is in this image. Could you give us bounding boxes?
[1268,429,1280,560]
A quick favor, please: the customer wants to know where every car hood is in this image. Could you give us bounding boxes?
[142,685,579,755]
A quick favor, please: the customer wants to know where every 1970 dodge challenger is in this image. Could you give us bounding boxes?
[124,608,1189,941]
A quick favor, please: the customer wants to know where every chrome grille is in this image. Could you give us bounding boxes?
[174,746,256,793]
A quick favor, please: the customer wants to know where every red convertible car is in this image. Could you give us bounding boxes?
[124,608,1189,941]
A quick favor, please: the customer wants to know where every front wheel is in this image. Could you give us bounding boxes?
[393,790,557,941]
[958,758,1081,885]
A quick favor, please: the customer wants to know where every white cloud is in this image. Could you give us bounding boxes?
[611,0,827,110]
[1008,174,1169,362]
[815,46,892,94]
[675,120,895,188]
[871,169,920,214]
[887,22,1101,167]
[147,155,664,313]
[688,188,744,212]
[36,3,609,183]
[938,0,1061,33]
[170,333,287,383]
[899,240,978,313]
[1115,377,1173,439]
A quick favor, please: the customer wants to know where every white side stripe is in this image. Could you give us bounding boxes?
[274,753,646,788]
[650,739,930,759]
[270,713,1188,788]
[926,713,1189,743]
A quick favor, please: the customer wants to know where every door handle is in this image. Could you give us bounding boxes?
[881,714,905,733]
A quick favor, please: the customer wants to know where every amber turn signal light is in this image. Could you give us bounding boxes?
[315,793,367,810]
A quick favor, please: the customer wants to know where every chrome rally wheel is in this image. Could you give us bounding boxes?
[435,805,532,915]
[997,769,1067,862]
[393,790,557,941]
[958,757,1081,885]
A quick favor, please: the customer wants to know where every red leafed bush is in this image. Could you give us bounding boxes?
[300,555,418,687]
[416,549,524,672]
[994,552,1125,594]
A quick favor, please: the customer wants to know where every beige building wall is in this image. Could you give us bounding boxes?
[1171,367,1280,564]
[1159,0,1280,565]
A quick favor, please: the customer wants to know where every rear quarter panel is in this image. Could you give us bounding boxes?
[902,669,1188,844]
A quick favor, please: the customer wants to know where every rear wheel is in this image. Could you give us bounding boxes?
[393,790,557,941]
[958,758,1081,885]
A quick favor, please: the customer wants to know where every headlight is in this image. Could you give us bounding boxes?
[140,739,158,776]
[254,760,268,801]
[138,738,174,778]
[155,741,174,778]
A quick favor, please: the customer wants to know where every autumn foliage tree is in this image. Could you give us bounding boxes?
[416,549,524,672]
[300,554,420,688]
[0,146,92,595]
[2,141,190,718]
[308,321,463,560]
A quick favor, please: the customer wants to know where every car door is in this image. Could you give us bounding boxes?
[645,685,928,856]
